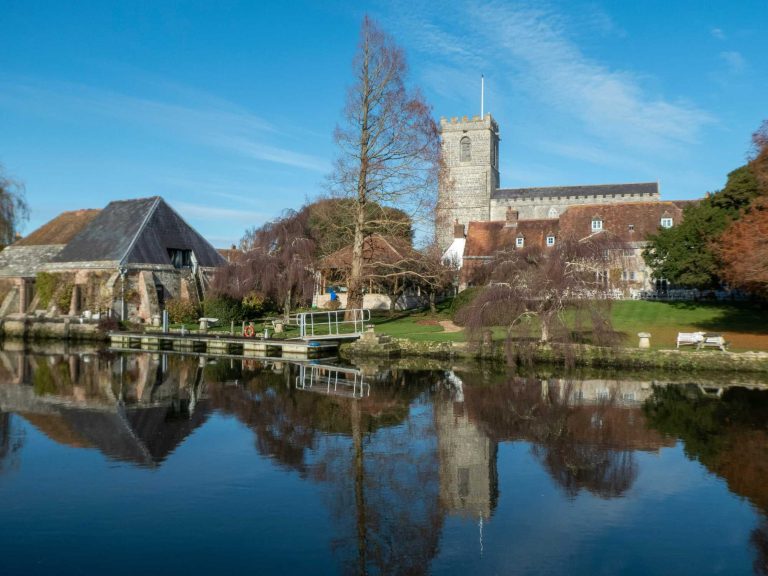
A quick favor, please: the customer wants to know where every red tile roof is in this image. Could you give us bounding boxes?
[464,219,559,257]
[558,201,685,242]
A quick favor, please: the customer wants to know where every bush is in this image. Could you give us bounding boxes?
[35,272,74,313]
[242,292,274,319]
[203,295,245,324]
[35,272,57,308]
[57,283,74,313]
[324,298,341,310]
[165,298,200,324]
[97,315,120,332]
[449,286,483,324]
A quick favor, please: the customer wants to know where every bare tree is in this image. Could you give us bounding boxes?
[319,234,454,314]
[458,234,628,363]
[0,164,29,247]
[330,16,441,312]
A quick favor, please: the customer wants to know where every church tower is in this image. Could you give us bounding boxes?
[437,114,500,249]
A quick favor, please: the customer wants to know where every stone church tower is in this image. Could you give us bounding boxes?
[437,115,500,248]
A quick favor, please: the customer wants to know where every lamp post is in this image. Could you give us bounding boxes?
[119,267,128,321]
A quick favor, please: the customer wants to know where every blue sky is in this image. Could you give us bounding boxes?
[1,1,765,247]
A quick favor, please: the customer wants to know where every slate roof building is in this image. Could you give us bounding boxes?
[0,197,226,320]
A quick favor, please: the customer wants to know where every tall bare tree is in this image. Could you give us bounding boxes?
[0,164,29,247]
[330,16,441,311]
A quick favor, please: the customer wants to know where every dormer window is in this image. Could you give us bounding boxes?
[546,235,555,246]
[628,224,635,232]
[660,217,673,228]
[591,218,603,231]
[516,236,525,248]
[168,248,192,269]
[460,136,471,162]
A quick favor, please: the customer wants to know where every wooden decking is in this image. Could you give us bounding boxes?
[109,331,340,359]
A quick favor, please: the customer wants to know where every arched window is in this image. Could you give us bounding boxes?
[547,207,559,218]
[460,136,471,162]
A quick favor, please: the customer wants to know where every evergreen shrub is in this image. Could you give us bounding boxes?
[165,298,200,324]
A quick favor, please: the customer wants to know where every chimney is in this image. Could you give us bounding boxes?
[505,208,518,228]
[453,219,465,239]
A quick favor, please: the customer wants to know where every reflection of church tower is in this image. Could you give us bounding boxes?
[435,373,498,519]
[437,115,500,249]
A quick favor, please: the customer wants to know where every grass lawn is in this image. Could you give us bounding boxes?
[611,300,768,351]
[370,299,768,352]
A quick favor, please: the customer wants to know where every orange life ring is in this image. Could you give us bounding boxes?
[243,325,255,338]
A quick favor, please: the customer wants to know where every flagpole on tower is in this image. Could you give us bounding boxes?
[481,74,484,117]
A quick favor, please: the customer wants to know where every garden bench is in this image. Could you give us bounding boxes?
[700,334,727,351]
[676,332,704,348]
[198,317,219,330]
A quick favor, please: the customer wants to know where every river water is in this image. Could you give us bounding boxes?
[1,347,767,575]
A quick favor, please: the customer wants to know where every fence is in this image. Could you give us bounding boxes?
[295,309,371,340]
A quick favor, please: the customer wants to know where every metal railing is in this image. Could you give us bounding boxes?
[295,309,370,340]
[295,364,369,399]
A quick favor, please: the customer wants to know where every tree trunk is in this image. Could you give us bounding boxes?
[346,33,371,317]
[540,315,550,343]
[283,287,292,323]
[429,290,436,313]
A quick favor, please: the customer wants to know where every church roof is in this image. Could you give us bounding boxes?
[493,182,659,200]
[558,201,685,242]
[464,219,559,258]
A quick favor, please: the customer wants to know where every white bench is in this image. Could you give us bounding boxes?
[676,332,704,348]
[701,334,727,351]
[198,317,219,330]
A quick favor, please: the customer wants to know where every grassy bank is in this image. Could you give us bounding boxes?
[370,299,768,352]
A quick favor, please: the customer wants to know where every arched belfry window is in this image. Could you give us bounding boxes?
[460,136,471,162]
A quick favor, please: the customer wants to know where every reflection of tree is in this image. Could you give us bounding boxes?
[461,377,662,499]
[0,411,24,475]
[645,385,768,574]
[753,517,768,576]
[644,385,768,511]
[207,364,443,575]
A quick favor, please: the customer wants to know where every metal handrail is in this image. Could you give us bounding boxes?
[295,309,371,340]
[295,364,369,399]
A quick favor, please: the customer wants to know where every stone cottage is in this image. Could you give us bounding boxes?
[0,196,226,321]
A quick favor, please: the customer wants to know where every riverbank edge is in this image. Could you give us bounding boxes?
[0,318,108,342]
[340,337,768,373]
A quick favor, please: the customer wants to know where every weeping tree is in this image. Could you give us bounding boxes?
[213,208,316,320]
[330,16,442,313]
[0,164,29,247]
[458,233,629,364]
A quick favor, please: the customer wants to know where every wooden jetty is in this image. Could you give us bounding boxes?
[109,310,372,360]
[109,331,340,360]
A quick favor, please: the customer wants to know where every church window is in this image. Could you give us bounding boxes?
[660,217,673,228]
[591,218,603,231]
[547,207,559,218]
[460,136,471,162]
[546,235,555,246]
[516,236,525,248]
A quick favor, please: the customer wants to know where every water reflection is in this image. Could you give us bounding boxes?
[1,348,768,574]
